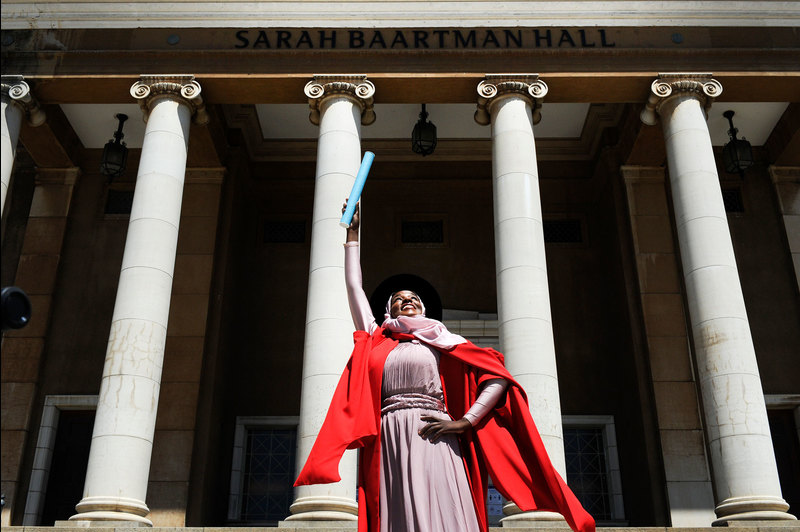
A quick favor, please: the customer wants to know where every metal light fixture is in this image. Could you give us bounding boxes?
[100,113,129,180]
[721,110,754,177]
[1,286,32,331]
[411,104,437,156]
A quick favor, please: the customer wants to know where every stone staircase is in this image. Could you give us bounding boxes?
[6,523,800,532]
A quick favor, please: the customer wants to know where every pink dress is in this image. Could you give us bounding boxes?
[345,243,505,532]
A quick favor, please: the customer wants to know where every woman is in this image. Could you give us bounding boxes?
[295,203,594,532]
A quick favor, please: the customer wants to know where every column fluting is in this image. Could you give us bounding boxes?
[476,74,567,524]
[70,75,205,525]
[642,73,795,524]
[286,75,375,524]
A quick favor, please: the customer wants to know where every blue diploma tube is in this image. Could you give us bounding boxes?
[340,151,375,228]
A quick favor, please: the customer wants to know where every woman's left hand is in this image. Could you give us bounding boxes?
[419,416,471,442]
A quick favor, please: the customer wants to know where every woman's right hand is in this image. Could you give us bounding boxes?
[343,200,360,242]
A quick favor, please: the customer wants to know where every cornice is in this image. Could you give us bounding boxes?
[2,2,800,29]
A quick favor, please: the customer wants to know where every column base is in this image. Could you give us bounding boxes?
[70,496,152,526]
[284,495,359,525]
[726,520,800,527]
[278,521,357,529]
[57,520,151,528]
[713,495,796,526]
[501,503,569,528]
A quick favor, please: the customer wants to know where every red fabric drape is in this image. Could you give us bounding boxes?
[295,328,595,532]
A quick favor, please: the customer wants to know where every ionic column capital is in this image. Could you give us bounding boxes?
[304,74,376,126]
[130,74,208,125]
[1,75,46,127]
[640,73,723,126]
[475,74,548,126]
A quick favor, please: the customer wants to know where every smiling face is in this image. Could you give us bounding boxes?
[389,290,424,318]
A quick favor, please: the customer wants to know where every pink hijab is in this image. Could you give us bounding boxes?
[382,292,466,350]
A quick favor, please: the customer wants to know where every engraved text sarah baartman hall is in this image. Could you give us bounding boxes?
[1,1,799,531]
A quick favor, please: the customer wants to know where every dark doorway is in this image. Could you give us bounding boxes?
[768,409,800,516]
[40,410,95,524]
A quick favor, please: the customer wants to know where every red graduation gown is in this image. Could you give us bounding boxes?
[294,327,595,532]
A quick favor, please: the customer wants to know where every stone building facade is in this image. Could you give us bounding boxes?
[1,1,799,529]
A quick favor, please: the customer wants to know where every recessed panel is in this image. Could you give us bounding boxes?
[256,103,591,140]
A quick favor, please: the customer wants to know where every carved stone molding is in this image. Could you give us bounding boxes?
[1,75,46,127]
[474,74,548,126]
[768,165,800,184]
[304,75,376,126]
[640,73,723,126]
[130,74,208,125]
[34,167,81,186]
[620,165,667,183]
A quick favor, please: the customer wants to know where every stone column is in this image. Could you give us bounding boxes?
[1,75,45,217]
[475,74,567,525]
[641,74,795,524]
[285,75,375,525]
[70,75,206,525]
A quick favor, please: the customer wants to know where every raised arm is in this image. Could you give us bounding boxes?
[344,202,377,333]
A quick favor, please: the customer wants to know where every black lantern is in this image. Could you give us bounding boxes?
[411,104,437,156]
[100,113,129,180]
[721,110,753,177]
[1,286,32,331]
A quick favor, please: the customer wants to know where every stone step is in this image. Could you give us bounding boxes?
[6,524,800,532]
